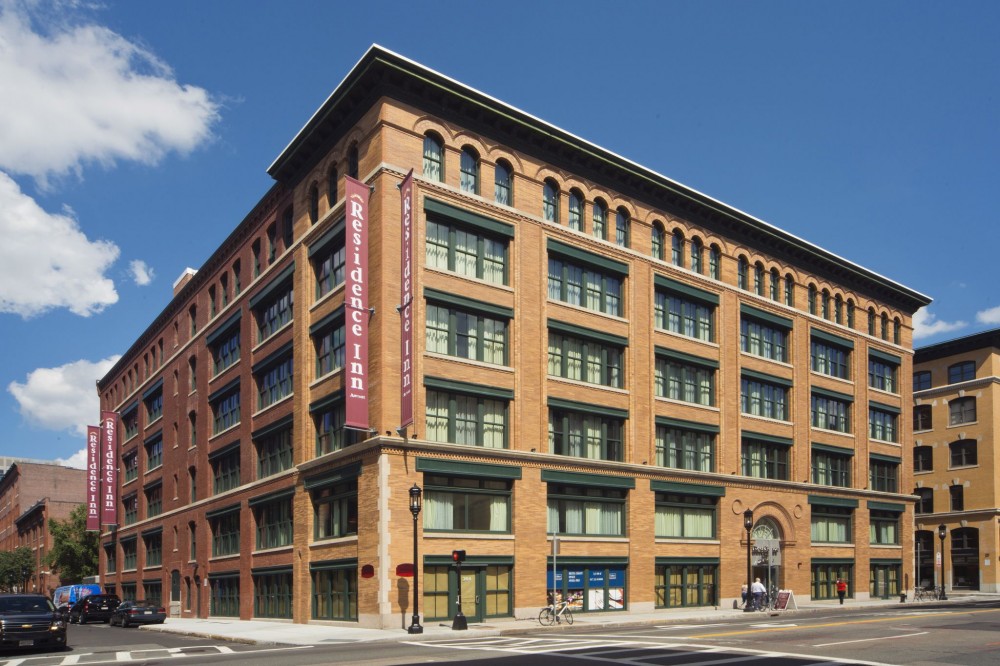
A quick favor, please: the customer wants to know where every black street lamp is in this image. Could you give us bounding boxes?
[743,508,754,613]
[407,484,424,634]
[937,524,948,601]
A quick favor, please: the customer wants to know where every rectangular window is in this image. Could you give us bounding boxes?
[312,479,358,540]
[654,493,716,539]
[314,242,346,299]
[811,394,851,432]
[212,389,241,435]
[312,567,357,621]
[144,533,162,567]
[915,488,933,514]
[654,292,714,341]
[123,494,138,525]
[428,303,508,365]
[211,511,240,557]
[741,438,789,480]
[122,540,137,570]
[426,389,508,449]
[869,510,899,545]
[949,397,977,425]
[143,581,162,607]
[869,459,899,493]
[869,358,899,393]
[913,405,932,431]
[104,544,115,573]
[948,361,975,384]
[548,331,622,388]
[950,440,977,467]
[949,485,964,511]
[548,258,622,316]
[314,402,362,457]
[426,219,507,285]
[256,426,293,478]
[654,563,718,609]
[547,484,625,536]
[212,330,240,375]
[811,506,852,543]
[123,451,138,483]
[423,474,511,533]
[256,355,293,409]
[254,571,292,619]
[314,321,345,378]
[145,484,162,517]
[212,449,241,494]
[741,319,788,362]
[145,390,163,423]
[548,407,624,462]
[655,425,714,472]
[740,377,789,421]
[914,446,933,472]
[256,284,293,343]
[210,576,239,616]
[913,371,931,391]
[145,436,163,470]
[654,357,714,406]
[811,340,850,379]
[869,407,898,442]
[123,409,139,441]
[811,450,852,487]
[255,498,293,550]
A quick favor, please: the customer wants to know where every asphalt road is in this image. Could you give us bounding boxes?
[2,601,998,666]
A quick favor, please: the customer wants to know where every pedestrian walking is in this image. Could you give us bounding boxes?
[740,583,748,608]
[836,578,847,605]
[751,577,766,610]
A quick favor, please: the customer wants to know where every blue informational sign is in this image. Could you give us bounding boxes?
[548,567,625,589]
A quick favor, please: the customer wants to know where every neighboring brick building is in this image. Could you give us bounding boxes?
[0,462,86,595]
[912,328,1000,593]
[96,46,930,628]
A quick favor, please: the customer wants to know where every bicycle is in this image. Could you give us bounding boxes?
[538,599,574,626]
[913,585,940,602]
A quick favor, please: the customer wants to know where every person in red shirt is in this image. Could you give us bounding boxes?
[836,578,848,605]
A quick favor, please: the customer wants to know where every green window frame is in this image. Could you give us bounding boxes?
[313,317,345,378]
[256,354,293,410]
[548,406,624,462]
[143,581,161,606]
[143,533,162,567]
[740,376,789,421]
[870,510,900,545]
[655,424,715,472]
[123,407,139,441]
[654,357,714,406]
[211,388,241,435]
[422,474,512,533]
[123,494,138,525]
[256,424,292,478]
[869,354,899,394]
[212,330,241,376]
[121,538,137,570]
[811,506,853,543]
[811,448,852,487]
[145,483,162,517]
[255,284,293,343]
[212,448,241,494]
[312,565,358,621]
[427,302,508,365]
[741,318,788,362]
[311,223,346,300]
[311,479,358,541]
[548,330,623,388]
[145,435,163,470]
[211,511,240,557]
[654,291,714,341]
[811,339,850,379]
[425,389,508,449]
[144,389,163,423]
[654,493,717,539]
[253,571,293,619]
[547,484,626,536]
[741,436,790,480]
[425,219,508,285]
[654,562,718,608]
[548,257,622,316]
[254,497,293,550]
[869,407,898,442]
[209,575,239,616]
[869,459,899,492]
[123,451,138,483]
[811,393,851,432]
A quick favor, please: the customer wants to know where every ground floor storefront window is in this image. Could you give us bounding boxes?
[253,568,292,618]
[811,560,853,600]
[311,560,357,621]
[209,573,240,616]
[423,557,513,622]
[654,559,718,608]
[143,580,162,606]
[869,560,901,599]
[547,558,626,612]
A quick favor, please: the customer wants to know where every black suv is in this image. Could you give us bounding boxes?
[68,594,120,624]
[0,594,67,651]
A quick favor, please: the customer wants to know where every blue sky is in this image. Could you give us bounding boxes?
[1,0,998,466]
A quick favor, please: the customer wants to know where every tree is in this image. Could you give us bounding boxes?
[48,504,99,584]
[0,546,35,591]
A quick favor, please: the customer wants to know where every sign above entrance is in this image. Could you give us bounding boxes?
[752,538,781,566]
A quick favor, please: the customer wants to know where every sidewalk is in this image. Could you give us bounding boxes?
[139,592,997,647]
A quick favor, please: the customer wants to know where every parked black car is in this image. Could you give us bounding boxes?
[109,601,166,628]
[0,593,67,651]
[68,594,120,624]
[54,602,72,623]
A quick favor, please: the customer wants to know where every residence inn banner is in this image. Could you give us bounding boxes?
[86,426,100,531]
[100,410,118,526]
[344,176,370,430]
[399,170,414,428]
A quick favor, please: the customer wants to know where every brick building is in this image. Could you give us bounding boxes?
[0,462,86,595]
[96,46,930,628]
[912,328,1000,593]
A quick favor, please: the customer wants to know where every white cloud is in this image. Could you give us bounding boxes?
[0,172,120,317]
[56,447,87,470]
[7,355,121,436]
[912,307,967,340]
[0,2,220,183]
[976,305,1000,325]
[129,259,155,286]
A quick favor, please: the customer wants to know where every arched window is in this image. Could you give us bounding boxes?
[784,274,794,306]
[327,166,338,208]
[690,237,704,273]
[422,133,444,181]
[615,207,630,247]
[808,285,818,315]
[948,361,975,383]
[754,262,765,296]
[651,222,665,260]
[821,289,830,319]
[671,229,684,267]
[543,179,559,223]
[881,312,889,340]
[846,299,855,328]
[737,256,749,290]
[592,199,607,240]
[868,307,877,336]
[893,317,901,345]
[347,144,359,179]
[460,146,479,194]
[568,189,584,231]
[834,295,843,324]
[770,268,780,301]
[494,159,512,205]
[308,183,319,224]
[709,245,721,280]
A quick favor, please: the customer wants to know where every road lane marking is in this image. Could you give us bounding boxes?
[813,631,929,647]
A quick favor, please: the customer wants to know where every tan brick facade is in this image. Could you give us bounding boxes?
[97,47,929,628]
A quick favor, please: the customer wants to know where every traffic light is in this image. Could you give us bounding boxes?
[451,549,466,563]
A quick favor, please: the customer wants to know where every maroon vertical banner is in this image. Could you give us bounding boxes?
[344,176,370,430]
[86,426,100,531]
[399,170,414,429]
[100,411,119,526]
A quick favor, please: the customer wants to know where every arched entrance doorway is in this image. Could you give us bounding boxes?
[751,518,783,596]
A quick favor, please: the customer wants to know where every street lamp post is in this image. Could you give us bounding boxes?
[937,524,948,601]
[743,508,754,613]
[407,484,424,634]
